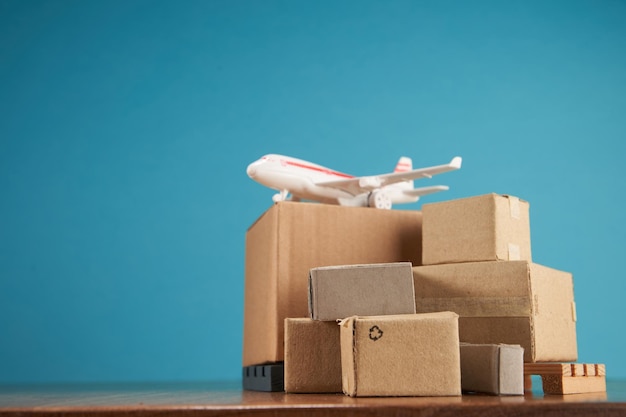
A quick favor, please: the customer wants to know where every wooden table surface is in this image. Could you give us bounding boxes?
[1,380,626,416]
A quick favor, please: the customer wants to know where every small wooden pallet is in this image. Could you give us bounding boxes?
[524,363,606,395]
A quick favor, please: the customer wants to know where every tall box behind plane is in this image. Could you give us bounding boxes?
[243,202,422,367]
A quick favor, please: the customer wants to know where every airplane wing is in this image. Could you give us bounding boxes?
[403,185,449,197]
[317,156,462,196]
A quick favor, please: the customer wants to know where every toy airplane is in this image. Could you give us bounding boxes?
[247,154,462,209]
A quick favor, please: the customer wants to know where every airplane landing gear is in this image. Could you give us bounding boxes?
[368,190,392,209]
[272,189,290,203]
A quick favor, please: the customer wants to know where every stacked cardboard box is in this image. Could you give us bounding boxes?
[308,262,416,321]
[243,194,602,396]
[291,262,461,396]
[415,193,606,395]
[285,261,421,394]
[421,193,531,265]
[413,261,577,363]
[414,194,578,364]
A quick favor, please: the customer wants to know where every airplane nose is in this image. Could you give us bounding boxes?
[247,164,256,178]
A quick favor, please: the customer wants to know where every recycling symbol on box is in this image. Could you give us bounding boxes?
[369,325,383,341]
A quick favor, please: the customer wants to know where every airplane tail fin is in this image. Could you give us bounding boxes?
[393,157,413,189]
[394,157,412,173]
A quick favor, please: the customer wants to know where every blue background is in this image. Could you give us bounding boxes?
[1,0,624,384]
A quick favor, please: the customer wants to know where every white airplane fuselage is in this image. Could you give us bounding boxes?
[246,154,418,206]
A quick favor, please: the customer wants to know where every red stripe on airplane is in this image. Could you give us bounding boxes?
[395,163,411,172]
[285,160,354,178]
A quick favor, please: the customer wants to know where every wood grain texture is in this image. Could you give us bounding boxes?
[542,375,607,395]
[1,381,625,417]
[525,363,606,377]
[525,363,608,395]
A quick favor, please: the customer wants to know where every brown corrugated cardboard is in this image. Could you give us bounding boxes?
[460,343,524,395]
[284,318,342,393]
[412,261,577,363]
[340,312,461,397]
[243,202,422,367]
[308,262,416,321]
[422,194,531,265]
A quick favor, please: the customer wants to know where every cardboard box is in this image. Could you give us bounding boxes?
[244,202,422,367]
[422,194,531,265]
[308,262,416,321]
[340,312,461,397]
[460,343,524,395]
[412,261,577,362]
[284,318,342,393]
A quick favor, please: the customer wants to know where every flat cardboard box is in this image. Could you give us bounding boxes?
[284,318,342,393]
[244,202,422,367]
[422,194,531,265]
[308,262,416,321]
[412,261,577,363]
[340,312,461,397]
[460,343,524,395]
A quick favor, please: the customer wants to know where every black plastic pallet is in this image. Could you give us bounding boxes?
[242,362,284,392]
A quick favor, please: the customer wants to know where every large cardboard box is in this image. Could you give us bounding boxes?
[340,312,461,397]
[460,343,524,395]
[244,202,422,367]
[284,318,341,393]
[308,262,416,321]
[422,194,531,265]
[412,261,577,362]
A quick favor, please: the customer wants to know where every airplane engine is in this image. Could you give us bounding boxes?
[368,190,392,210]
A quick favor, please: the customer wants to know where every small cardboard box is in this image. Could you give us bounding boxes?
[244,202,422,367]
[284,318,342,393]
[422,194,531,265]
[460,343,524,395]
[308,262,416,321]
[340,312,461,397]
[413,261,577,363]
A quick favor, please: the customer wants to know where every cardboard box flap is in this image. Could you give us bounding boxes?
[340,316,358,396]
